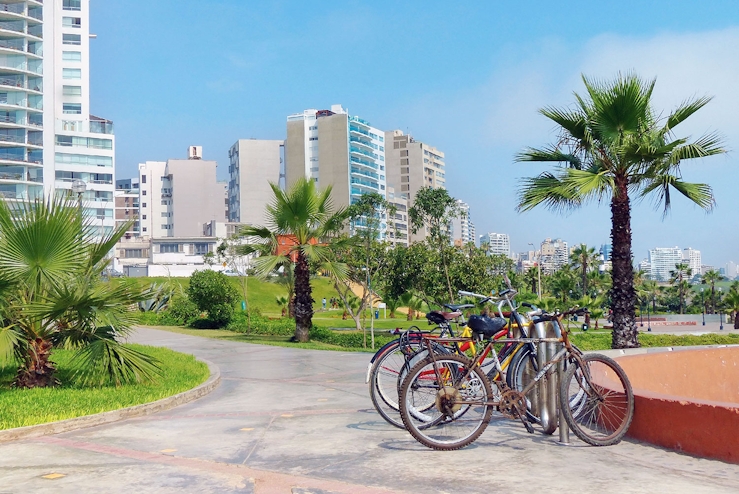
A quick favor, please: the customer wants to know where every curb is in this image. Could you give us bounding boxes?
[0,358,221,443]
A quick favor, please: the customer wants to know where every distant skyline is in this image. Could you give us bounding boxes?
[89,0,739,267]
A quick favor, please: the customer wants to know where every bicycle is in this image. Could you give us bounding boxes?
[398,306,635,450]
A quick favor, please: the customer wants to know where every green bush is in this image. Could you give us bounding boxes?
[308,326,395,349]
[187,270,238,327]
[160,294,199,326]
[227,310,295,336]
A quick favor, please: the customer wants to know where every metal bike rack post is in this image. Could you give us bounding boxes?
[534,322,558,435]
[557,354,570,445]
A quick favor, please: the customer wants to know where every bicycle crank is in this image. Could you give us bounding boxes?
[499,390,535,433]
[435,386,462,416]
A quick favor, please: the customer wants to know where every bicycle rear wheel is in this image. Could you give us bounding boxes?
[368,339,407,428]
[399,354,494,450]
[559,353,634,446]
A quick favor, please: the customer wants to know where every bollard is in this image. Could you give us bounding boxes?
[557,356,570,445]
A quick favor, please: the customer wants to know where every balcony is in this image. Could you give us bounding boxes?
[350,167,378,180]
[350,177,379,191]
[350,145,378,161]
[0,38,24,52]
[90,116,114,135]
[0,3,25,15]
[349,135,378,150]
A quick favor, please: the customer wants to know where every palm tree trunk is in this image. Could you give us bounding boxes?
[293,251,313,342]
[15,337,58,388]
[609,175,639,348]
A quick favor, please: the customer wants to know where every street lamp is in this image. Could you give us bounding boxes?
[647,294,653,332]
[701,287,706,326]
[719,287,724,330]
[528,242,541,299]
[71,179,86,216]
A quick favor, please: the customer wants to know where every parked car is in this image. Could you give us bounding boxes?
[222,269,246,277]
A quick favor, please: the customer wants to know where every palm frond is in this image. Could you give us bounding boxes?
[517,172,582,213]
[515,145,583,169]
[668,132,726,163]
[72,337,161,387]
[664,95,713,132]
[539,107,588,141]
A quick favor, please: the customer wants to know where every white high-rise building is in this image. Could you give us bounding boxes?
[451,200,475,247]
[726,261,738,279]
[0,0,115,232]
[481,232,510,256]
[49,0,116,234]
[682,247,702,275]
[649,247,683,281]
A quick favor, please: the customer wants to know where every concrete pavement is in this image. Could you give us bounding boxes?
[0,327,738,493]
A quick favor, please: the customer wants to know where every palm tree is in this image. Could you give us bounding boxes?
[723,291,739,329]
[238,178,347,342]
[701,269,725,314]
[275,296,289,317]
[549,267,577,303]
[669,262,692,314]
[0,198,159,388]
[517,73,725,348]
[570,244,599,295]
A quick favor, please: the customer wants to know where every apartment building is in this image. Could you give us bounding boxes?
[648,247,683,281]
[227,139,283,226]
[50,0,115,233]
[451,199,475,247]
[384,130,446,243]
[138,148,227,239]
[285,104,387,238]
[386,186,409,247]
[540,237,569,273]
[0,0,115,229]
[682,247,702,275]
[114,177,138,238]
[481,232,510,257]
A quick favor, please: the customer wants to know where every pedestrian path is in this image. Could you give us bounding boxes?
[0,327,737,493]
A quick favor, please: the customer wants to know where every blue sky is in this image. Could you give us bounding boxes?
[89,0,739,267]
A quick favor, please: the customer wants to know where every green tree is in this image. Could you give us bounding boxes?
[516,73,725,348]
[238,179,347,342]
[570,244,599,296]
[722,291,739,329]
[549,267,577,304]
[701,269,724,314]
[0,198,159,388]
[188,270,238,327]
[409,187,459,303]
[669,262,692,315]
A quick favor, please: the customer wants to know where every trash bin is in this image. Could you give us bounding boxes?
[241,301,246,311]
[375,310,379,319]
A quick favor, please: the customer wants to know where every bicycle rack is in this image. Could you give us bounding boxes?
[533,320,559,435]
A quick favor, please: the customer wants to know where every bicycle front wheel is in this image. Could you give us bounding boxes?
[559,353,635,446]
[399,354,494,450]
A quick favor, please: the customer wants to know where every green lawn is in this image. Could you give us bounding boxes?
[0,345,209,430]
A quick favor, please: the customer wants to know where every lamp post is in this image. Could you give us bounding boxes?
[719,287,723,330]
[647,294,653,332]
[640,298,644,327]
[528,242,541,299]
[701,287,706,326]
[71,179,86,216]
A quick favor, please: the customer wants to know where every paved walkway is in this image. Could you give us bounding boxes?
[1,327,738,493]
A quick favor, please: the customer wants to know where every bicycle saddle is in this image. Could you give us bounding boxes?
[467,315,507,337]
[426,311,461,324]
[443,303,475,312]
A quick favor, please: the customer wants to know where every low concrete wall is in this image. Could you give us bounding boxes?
[616,347,739,464]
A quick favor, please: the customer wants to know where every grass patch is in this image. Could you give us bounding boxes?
[0,345,209,430]
[569,330,739,351]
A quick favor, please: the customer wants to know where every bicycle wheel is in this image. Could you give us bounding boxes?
[369,337,445,428]
[506,344,544,427]
[559,353,635,446]
[399,354,494,450]
[368,339,407,428]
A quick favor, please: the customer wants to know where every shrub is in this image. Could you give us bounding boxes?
[227,310,295,336]
[187,270,238,327]
[159,294,199,326]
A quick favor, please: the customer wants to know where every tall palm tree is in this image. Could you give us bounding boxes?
[701,269,724,314]
[570,244,599,295]
[669,262,692,314]
[517,73,725,348]
[0,198,159,388]
[238,178,347,342]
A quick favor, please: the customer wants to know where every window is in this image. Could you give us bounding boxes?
[56,135,73,146]
[63,68,81,79]
[142,227,147,232]
[193,243,210,255]
[161,212,168,217]
[141,175,146,183]
[62,103,81,114]
[142,202,146,207]
[309,125,317,130]
[63,34,81,45]
[400,150,408,157]
[142,190,146,196]
[142,215,146,220]
[124,249,142,258]
[63,17,82,28]
[56,153,112,167]
[63,85,82,96]
[159,244,179,253]
[309,137,318,141]
[62,51,82,61]
[63,0,82,10]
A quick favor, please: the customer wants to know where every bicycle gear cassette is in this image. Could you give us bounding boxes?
[435,386,462,416]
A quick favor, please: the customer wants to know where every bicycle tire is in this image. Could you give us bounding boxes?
[559,353,635,446]
[506,344,547,429]
[369,337,448,429]
[399,354,494,450]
